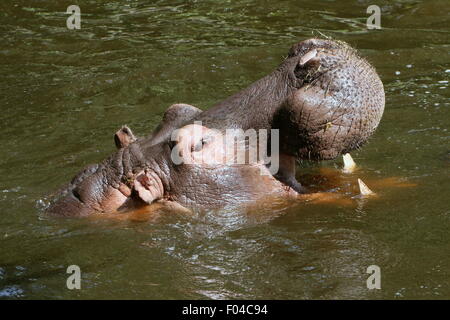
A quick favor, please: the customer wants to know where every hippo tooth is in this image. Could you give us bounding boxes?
[342,153,356,173]
[299,49,317,65]
[358,178,375,196]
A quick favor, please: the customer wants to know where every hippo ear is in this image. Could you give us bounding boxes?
[299,48,317,66]
[114,126,137,149]
[294,48,321,84]
[133,170,164,204]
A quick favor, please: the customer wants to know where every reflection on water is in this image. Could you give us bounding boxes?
[0,0,449,299]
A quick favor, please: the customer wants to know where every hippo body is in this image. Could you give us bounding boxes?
[46,39,385,217]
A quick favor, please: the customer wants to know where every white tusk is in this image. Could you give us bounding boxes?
[299,49,317,65]
[342,153,356,173]
[358,178,375,196]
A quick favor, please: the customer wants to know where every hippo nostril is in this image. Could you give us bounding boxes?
[72,188,84,204]
[168,139,177,150]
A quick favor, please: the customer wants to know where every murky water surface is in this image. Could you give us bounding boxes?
[0,0,449,299]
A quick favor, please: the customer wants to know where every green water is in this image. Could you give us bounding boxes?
[0,0,449,299]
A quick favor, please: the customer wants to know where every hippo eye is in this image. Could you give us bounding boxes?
[72,188,82,202]
[192,136,211,152]
[192,141,202,152]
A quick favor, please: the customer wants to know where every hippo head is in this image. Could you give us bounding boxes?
[273,38,385,160]
[46,107,292,217]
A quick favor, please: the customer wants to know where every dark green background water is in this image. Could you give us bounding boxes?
[0,0,448,299]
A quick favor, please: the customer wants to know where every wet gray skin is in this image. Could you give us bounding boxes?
[46,38,384,217]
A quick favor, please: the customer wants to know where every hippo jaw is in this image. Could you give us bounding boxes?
[198,38,385,161]
[273,38,385,160]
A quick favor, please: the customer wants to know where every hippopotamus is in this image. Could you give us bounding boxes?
[46,38,385,217]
